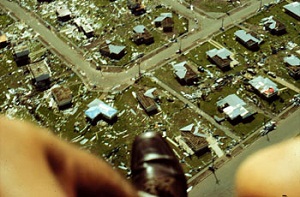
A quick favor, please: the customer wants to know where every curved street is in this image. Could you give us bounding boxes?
[0,0,276,92]
[1,1,299,196]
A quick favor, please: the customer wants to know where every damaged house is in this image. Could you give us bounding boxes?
[217,94,256,122]
[56,6,72,21]
[74,18,94,38]
[283,2,300,21]
[13,43,30,66]
[177,124,209,155]
[284,55,300,79]
[132,25,154,45]
[136,88,158,114]
[51,86,72,108]
[153,13,174,32]
[85,98,118,123]
[260,16,286,35]
[206,48,233,71]
[172,61,198,85]
[234,30,263,51]
[127,0,146,16]
[100,41,126,60]
[249,76,278,99]
[28,60,51,89]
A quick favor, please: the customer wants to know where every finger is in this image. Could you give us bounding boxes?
[235,137,300,197]
[0,116,138,197]
[43,127,138,196]
[0,117,66,197]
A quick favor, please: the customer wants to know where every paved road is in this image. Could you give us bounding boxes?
[273,77,300,93]
[0,0,277,92]
[151,76,240,141]
[189,107,300,197]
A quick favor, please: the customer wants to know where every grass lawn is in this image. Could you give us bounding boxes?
[192,0,240,13]
[25,0,188,67]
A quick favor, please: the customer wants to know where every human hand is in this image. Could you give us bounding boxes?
[0,116,138,197]
[236,137,300,196]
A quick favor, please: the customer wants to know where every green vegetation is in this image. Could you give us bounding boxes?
[0,12,13,28]
[192,0,239,13]
[1,0,299,179]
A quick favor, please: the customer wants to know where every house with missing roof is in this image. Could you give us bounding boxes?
[132,25,154,45]
[85,98,118,124]
[260,16,286,35]
[74,18,94,38]
[172,61,198,85]
[13,43,30,66]
[283,2,300,21]
[56,6,72,21]
[100,40,126,60]
[136,88,158,114]
[51,86,72,108]
[249,76,278,99]
[217,94,256,122]
[153,13,174,32]
[127,0,146,16]
[234,30,263,51]
[28,60,51,90]
[284,55,300,79]
[206,48,233,71]
[177,124,209,155]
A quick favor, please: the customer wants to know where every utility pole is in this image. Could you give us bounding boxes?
[220,18,224,31]
[259,0,263,11]
[138,60,141,79]
[178,38,182,54]
[209,157,220,184]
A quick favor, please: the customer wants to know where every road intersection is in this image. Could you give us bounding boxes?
[1,1,298,196]
[0,0,276,92]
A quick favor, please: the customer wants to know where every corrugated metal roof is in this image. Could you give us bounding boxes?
[217,94,252,120]
[249,76,278,94]
[86,99,118,120]
[173,61,187,79]
[153,13,172,22]
[133,25,146,33]
[284,2,300,17]
[109,44,125,54]
[217,94,245,108]
[144,88,157,99]
[206,48,232,59]
[180,123,194,132]
[284,55,300,66]
[234,30,261,44]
